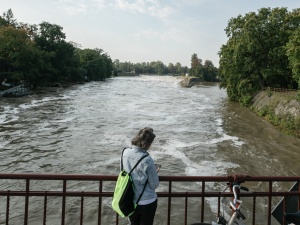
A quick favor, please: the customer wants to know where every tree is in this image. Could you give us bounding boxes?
[0,26,52,87]
[181,66,189,75]
[76,48,112,81]
[168,63,175,74]
[154,61,165,75]
[286,27,300,88]
[34,22,82,82]
[1,9,16,27]
[219,7,300,104]
[190,53,203,78]
[203,60,218,81]
[175,62,182,75]
[286,9,300,88]
[0,9,113,86]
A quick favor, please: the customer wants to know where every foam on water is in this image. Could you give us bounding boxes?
[153,138,239,177]
[209,117,246,147]
[0,106,20,124]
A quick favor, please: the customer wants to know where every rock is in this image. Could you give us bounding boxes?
[180,77,202,88]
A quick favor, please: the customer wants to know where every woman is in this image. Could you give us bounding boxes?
[122,127,159,225]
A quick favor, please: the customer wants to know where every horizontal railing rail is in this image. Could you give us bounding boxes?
[263,87,299,93]
[0,174,299,225]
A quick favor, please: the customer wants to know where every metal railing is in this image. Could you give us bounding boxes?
[0,174,299,225]
[263,87,299,93]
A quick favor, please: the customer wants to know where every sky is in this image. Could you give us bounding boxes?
[0,0,299,68]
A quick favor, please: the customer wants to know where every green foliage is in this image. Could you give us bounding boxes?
[286,24,300,88]
[76,48,112,81]
[189,53,218,81]
[266,89,273,97]
[114,60,188,76]
[0,26,46,86]
[190,53,203,78]
[254,98,300,138]
[240,95,252,107]
[203,60,219,81]
[1,9,16,27]
[219,7,300,104]
[257,106,271,117]
[0,9,113,88]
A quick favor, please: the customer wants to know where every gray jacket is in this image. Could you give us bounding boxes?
[121,146,159,203]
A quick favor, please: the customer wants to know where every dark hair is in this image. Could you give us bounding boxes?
[131,127,156,150]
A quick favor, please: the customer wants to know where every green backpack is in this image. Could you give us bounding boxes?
[112,148,149,218]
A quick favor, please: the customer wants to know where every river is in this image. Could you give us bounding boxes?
[0,75,299,224]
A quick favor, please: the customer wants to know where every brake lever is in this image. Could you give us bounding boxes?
[240,186,249,192]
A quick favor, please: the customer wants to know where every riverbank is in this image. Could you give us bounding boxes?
[250,90,300,138]
[180,76,300,138]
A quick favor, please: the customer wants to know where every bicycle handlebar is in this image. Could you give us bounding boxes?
[232,184,248,203]
[231,184,248,221]
[232,184,249,198]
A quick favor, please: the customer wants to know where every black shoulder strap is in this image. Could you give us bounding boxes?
[121,148,149,174]
[136,179,148,204]
[129,153,149,175]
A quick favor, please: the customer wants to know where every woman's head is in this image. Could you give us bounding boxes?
[131,127,156,150]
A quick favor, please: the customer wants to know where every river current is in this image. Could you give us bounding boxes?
[1,75,300,224]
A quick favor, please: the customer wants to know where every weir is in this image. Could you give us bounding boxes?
[0,174,299,225]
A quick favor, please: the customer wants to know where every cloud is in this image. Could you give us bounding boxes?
[92,0,107,9]
[134,26,190,44]
[56,0,89,15]
[58,0,108,15]
[63,4,88,15]
[113,0,176,20]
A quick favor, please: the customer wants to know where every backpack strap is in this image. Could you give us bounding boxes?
[136,179,148,204]
[121,148,149,174]
[129,153,149,175]
[120,148,126,171]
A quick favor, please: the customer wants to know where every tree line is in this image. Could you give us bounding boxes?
[0,9,220,91]
[113,56,219,81]
[219,7,300,105]
[0,9,113,89]
[113,59,189,76]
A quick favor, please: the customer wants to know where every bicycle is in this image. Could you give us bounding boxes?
[191,181,249,225]
[205,181,300,225]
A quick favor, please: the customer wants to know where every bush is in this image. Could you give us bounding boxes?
[240,95,253,107]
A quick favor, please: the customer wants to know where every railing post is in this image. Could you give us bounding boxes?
[43,192,47,225]
[167,181,172,225]
[201,181,205,222]
[61,180,66,225]
[283,193,287,225]
[80,192,84,225]
[116,212,119,225]
[217,191,221,218]
[98,180,102,225]
[252,192,256,225]
[24,178,30,225]
[184,192,188,225]
[6,190,10,225]
[268,181,272,225]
